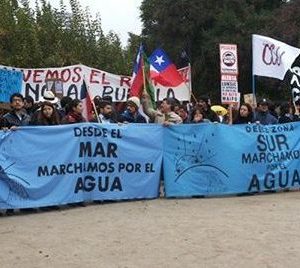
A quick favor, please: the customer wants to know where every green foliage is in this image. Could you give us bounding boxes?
[140,0,295,102]
[1,0,297,104]
[0,0,131,75]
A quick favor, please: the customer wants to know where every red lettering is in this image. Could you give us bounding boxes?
[120,76,131,87]
[23,70,32,82]
[90,69,101,84]
[33,70,44,83]
[262,43,285,66]
[101,73,110,85]
[72,67,82,83]
[45,70,59,80]
[61,68,71,82]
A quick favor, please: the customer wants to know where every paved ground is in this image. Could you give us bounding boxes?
[1,192,300,268]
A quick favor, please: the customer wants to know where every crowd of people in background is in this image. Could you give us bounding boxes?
[1,91,300,131]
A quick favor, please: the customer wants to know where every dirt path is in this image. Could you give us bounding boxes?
[1,192,300,268]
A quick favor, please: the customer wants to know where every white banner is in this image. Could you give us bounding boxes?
[154,65,191,101]
[221,75,239,104]
[252,34,300,80]
[0,64,191,102]
[219,44,238,75]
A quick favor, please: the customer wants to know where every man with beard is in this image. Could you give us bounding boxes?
[98,100,117,124]
[142,96,182,124]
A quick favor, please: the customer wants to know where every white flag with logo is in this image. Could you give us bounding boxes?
[252,34,300,80]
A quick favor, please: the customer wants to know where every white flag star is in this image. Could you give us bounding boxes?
[155,55,165,66]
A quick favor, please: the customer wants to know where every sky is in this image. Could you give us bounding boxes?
[29,0,143,46]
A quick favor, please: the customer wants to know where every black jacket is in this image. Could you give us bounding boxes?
[1,110,30,128]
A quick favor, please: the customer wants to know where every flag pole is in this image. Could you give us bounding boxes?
[84,75,101,123]
[251,35,257,106]
[89,87,101,123]
[142,65,147,96]
[191,91,198,103]
[252,75,256,104]
[188,63,193,102]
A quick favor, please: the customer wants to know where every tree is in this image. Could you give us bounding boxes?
[140,0,291,102]
[0,0,130,76]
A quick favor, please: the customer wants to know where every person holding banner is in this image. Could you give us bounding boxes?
[98,100,118,124]
[30,102,61,126]
[295,100,300,117]
[190,107,210,124]
[177,105,190,124]
[119,97,147,124]
[253,99,278,125]
[278,102,300,123]
[1,93,30,129]
[59,96,73,118]
[62,99,86,124]
[197,96,220,122]
[231,103,254,124]
[24,96,36,117]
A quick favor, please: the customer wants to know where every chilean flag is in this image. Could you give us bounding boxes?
[130,45,144,97]
[149,48,185,87]
[80,80,94,121]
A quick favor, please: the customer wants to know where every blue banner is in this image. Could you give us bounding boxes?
[164,123,300,197]
[0,68,22,102]
[0,124,163,209]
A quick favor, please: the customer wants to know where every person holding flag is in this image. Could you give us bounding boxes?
[142,95,182,125]
[130,45,182,124]
[130,44,156,110]
[137,47,183,124]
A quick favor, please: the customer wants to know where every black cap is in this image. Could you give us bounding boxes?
[258,98,269,105]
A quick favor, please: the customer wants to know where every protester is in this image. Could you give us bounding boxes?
[142,96,182,124]
[173,99,181,115]
[41,90,59,104]
[119,96,147,123]
[59,96,73,118]
[253,98,278,125]
[295,100,300,114]
[177,105,190,124]
[98,100,117,123]
[278,102,300,123]
[197,96,220,122]
[268,101,279,119]
[93,95,102,111]
[31,91,61,123]
[100,96,119,123]
[1,93,32,214]
[1,93,30,129]
[30,102,61,126]
[191,108,210,123]
[24,96,36,116]
[232,103,254,124]
[62,99,86,124]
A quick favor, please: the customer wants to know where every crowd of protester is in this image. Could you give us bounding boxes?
[1,91,300,215]
[1,91,300,131]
